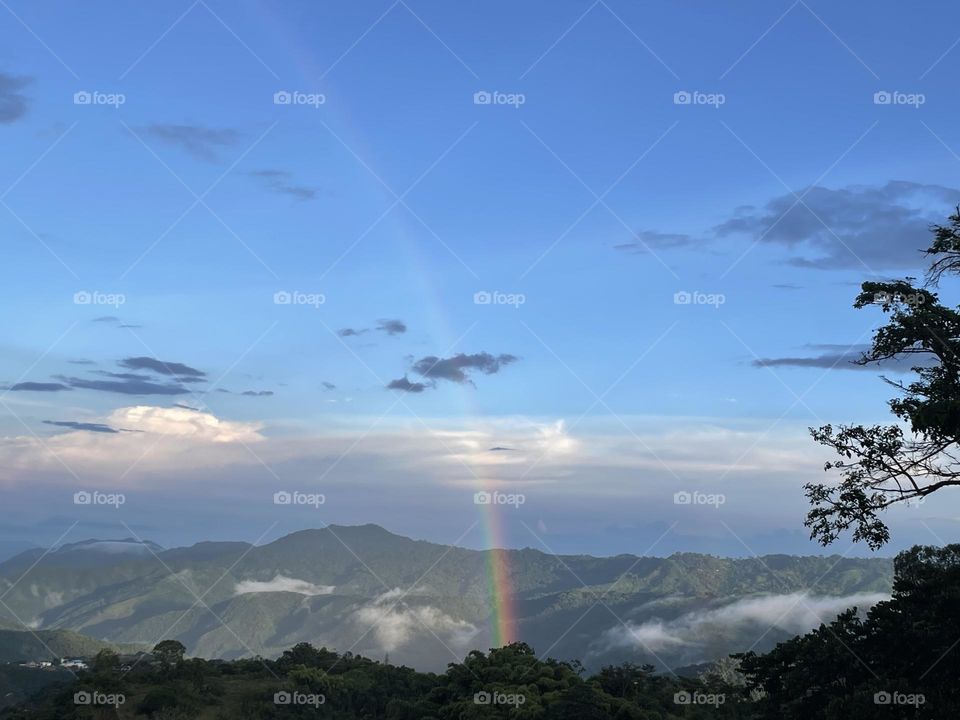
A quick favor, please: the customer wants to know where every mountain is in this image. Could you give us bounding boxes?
[0,524,893,672]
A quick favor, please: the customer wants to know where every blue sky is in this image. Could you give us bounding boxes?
[3,0,960,558]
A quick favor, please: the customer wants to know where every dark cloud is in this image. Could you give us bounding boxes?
[0,73,31,123]
[488,446,515,452]
[376,319,407,335]
[772,283,803,290]
[338,328,368,337]
[614,231,697,254]
[714,181,960,270]
[752,344,934,373]
[321,382,336,391]
[67,359,96,366]
[240,390,273,397]
[144,124,239,162]
[119,357,205,378]
[42,420,120,434]
[247,168,318,201]
[412,352,518,385]
[93,315,119,323]
[55,375,190,395]
[8,382,72,392]
[387,376,429,393]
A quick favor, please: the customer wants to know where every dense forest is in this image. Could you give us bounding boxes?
[3,543,956,719]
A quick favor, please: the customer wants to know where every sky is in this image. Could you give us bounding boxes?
[2,0,960,560]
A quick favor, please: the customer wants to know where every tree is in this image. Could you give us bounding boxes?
[153,639,186,668]
[807,209,960,548]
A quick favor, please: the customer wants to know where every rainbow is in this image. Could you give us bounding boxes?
[256,1,519,647]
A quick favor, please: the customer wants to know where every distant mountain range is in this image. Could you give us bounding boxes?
[0,525,894,672]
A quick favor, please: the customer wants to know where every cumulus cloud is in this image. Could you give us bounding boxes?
[390,352,518,392]
[0,73,31,123]
[144,124,239,162]
[387,376,429,393]
[600,592,887,656]
[353,589,479,652]
[714,181,960,270]
[234,575,334,596]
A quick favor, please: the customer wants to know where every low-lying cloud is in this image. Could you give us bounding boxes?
[234,575,334,596]
[353,589,479,652]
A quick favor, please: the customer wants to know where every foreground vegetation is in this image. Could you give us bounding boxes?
[3,543,957,719]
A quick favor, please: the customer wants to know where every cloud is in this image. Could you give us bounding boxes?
[376,319,407,335]
[8,382,72,392]
[412,352,518,385]
[119,357,205,379]
[321,382,336,391]
[387,376,429,393]
[234,575,334,596]
[93,315,119,323]
[246,169,318,201]
[67,359,96,366]
[614,231,697,254]
[55,375,190,395]
[752,344,935,372]
[144,124,239,162]
[42,420,120,434]
[338,328,367,337]
[600,592,887,656]
[0,73,31,123]
[714,181,960,270]
[240,390,273,397]
[353,589,479,652]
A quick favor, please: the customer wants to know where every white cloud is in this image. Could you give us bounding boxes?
[234,575,334,596]
[353,588,479,652]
